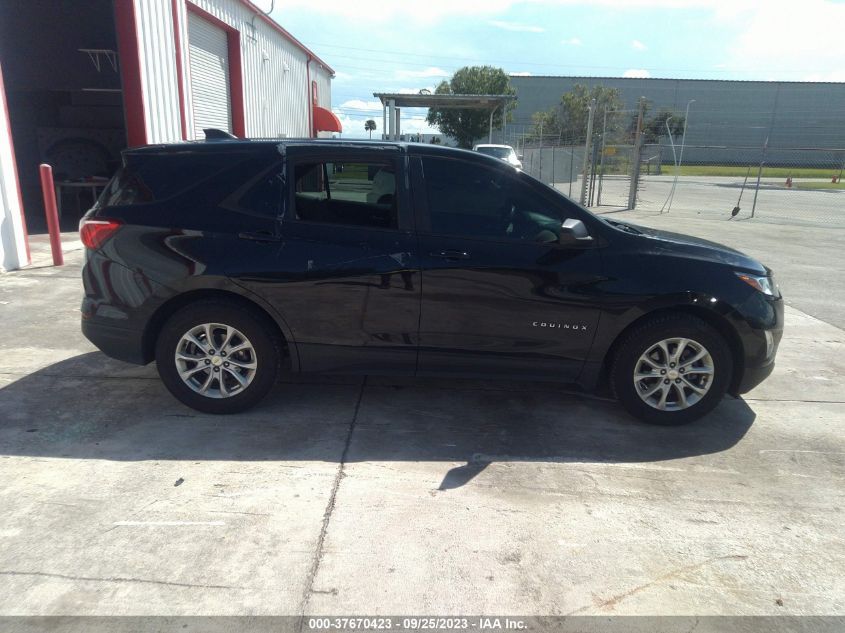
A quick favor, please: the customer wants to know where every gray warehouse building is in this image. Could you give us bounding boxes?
[504,76,845,166]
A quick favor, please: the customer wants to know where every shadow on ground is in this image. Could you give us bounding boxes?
[0,352,756,489]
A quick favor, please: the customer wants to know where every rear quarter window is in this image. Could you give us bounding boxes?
[101,152,239,206]
[98,150,284,233]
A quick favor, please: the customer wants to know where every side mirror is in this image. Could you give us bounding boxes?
[559,218,593,244]
[517,154,524,161]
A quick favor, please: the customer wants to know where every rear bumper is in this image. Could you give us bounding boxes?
[82,317,148,365]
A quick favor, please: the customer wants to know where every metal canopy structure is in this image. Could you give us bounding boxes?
[373,92,516,142]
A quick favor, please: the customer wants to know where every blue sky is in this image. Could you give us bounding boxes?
[269,0,845,138]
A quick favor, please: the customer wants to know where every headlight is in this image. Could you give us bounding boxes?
[736,272,778,297]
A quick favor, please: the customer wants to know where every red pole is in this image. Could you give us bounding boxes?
[38,164,64,266]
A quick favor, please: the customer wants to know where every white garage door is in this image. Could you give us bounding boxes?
[188,12,232,138]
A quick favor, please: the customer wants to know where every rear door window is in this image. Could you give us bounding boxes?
[291,161,398,229]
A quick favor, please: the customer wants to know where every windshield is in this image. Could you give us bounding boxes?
[476,146,514,159]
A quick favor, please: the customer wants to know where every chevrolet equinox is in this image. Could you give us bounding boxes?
[80,135,783,424]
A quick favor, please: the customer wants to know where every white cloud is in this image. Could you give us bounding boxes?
[332,112,439,139]
[284,0,843,84]
[489,20,545,32]
[623,68,651,78]
[631,39,647,51]
[332,113,373,138]
[724,0,845,81]
[394,67,450,80]
[337,99,382,111]
[510,71,533,76]
[400,116,441,135]
[397,86,438,94]
[273,0,764,24]
[804,69,845,82]
[274,0,764,25]
[273,0,520,24]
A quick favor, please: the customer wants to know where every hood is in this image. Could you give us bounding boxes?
[613,221,768,274]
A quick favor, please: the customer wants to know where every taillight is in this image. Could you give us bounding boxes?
[79,218,122,249]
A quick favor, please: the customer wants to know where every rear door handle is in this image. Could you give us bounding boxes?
[238,231,282,243]
[429,250,470,260]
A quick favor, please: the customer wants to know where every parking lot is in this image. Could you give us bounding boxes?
[554,175,845,229]
[0,225,843,618]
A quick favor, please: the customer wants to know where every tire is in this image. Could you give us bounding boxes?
[155,300,282,414]
[610,313,733,425]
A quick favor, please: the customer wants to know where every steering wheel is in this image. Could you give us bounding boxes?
[498,200,516,233]
[500,201,536,240]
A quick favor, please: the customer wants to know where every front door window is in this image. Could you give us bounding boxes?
[422,157,564,243]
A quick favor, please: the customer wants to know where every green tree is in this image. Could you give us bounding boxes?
[531,84,623,143]
[364,119,377,139]
[641,109,685,144]
[426,66,516,148]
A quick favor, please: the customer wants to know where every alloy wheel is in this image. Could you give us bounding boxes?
[632,337,714,411]
[174,323,258,399]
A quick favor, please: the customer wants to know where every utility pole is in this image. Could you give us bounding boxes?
[666,99,695,212]
[627,97,646,210]
[597,109,609,206]
[538,119,544,182]
[751,87,780,219]
[579,98,596,205]
[750,136,768,219]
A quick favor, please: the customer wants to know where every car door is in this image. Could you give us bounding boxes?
[412,154,604,380]
[253,146,420,374]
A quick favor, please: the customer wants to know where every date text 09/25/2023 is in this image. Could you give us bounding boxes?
[307,617,528,631]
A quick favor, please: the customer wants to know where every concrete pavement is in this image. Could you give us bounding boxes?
[555,175,845,229]
[0,238,843,617]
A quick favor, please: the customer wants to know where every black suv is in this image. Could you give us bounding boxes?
[80,136,782,424]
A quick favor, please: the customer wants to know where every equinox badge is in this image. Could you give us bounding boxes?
[533,321,588,331]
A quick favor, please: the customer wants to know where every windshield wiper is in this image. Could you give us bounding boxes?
[607,220,642,235]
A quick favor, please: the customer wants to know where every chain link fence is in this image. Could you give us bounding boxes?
[507,109,845,228]
[634,144,845,227]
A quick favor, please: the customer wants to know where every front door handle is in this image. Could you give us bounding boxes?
[238,231,282,243]
[429,250,470,260]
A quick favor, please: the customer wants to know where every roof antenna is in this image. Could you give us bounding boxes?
[204,128,237,141]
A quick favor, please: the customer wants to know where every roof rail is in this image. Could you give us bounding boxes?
[204,128,237,141]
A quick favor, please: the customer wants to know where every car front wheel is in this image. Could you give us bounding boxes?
[155,300,281,414]
[610,314,733,425]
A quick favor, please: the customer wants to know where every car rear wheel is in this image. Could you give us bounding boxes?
[610,314,732,425]
[155,300,281,414]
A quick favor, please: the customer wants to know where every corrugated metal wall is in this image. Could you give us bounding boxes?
[132,0,331,143]
[187,11,233,137]
[312,64,332,110]
[181,0,313,139]
[506,76,845,163]
[0,62,28,271]
[133,0,183,143]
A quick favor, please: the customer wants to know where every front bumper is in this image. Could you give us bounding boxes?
[736,357,776,394]
[733,295,784,395]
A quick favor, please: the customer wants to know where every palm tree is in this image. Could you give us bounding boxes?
[364,119,377,139]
